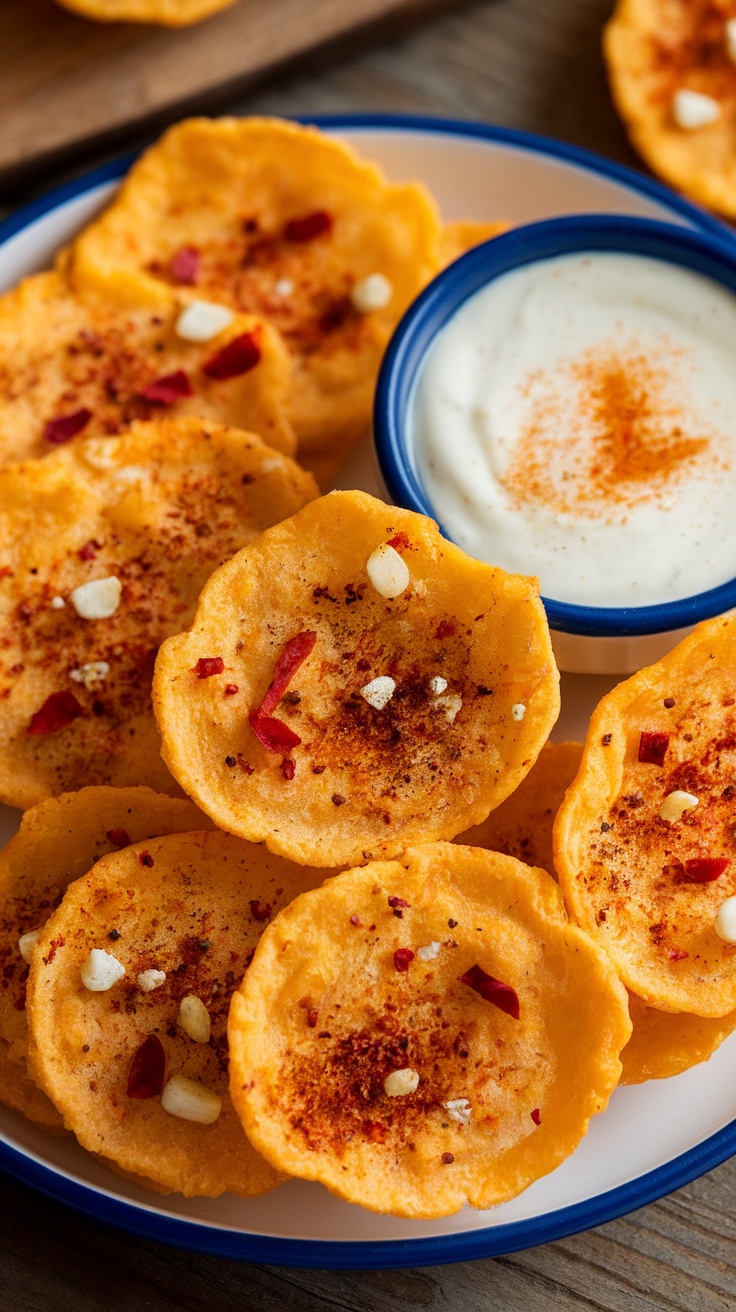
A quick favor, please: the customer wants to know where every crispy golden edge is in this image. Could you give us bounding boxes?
[55,0,236,24]
[621,993,736,1085]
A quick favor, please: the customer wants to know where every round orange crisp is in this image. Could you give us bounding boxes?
[554,612,736,1018]
[55,0,236,24]
[0,786,210,1131]
[66,117,442,480]
[604,0,736,217]
[0,271,295,463]
[620,993,736,1084]
[153,489,560,868]
[228,843,630,1219]
[0,414,316,808]
[26,829,329,1197]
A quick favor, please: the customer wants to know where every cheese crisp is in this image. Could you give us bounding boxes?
[0,271,295,463]
[66,117,441,479]
[621,994,736,1084]
[153,490,560,868]
[0,416,316,808]
[604,0,736,217]
[56,0,236,24]
[229,843,630,1218]
[0,787,209,1130]
[26,829,328,1197]
[555,613,736,1017]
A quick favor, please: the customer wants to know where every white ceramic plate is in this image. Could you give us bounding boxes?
[0,115,734,1268]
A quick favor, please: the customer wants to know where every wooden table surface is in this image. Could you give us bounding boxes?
[1,1,735,1308]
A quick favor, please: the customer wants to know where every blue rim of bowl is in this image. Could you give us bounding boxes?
[375,211,736,638]
[0,112,733,1267]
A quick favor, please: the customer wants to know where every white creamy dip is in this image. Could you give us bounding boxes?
[411,251,736,607]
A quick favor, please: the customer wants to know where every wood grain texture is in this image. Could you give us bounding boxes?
[1,0,735,1307]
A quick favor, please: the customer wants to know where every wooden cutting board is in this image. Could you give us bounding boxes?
[0,0,450,189]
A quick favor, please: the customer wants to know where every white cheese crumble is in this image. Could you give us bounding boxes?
[178,994,211,1044]
[137,969,166,993]
[70,661,110,691]
[435,693,462,724]
[444,1098,472,1125]
[429,675,447,695]
[161,1074,222,1124]
[70,576,122,620]
[672,88,721,130]
[511,702,526,721]
[726,18,736,64]
[18,929,40,963]
[366,543,410,599]
[351,273,393,313]
[659,790,699,823]
[175,299,235,342]
[360,675,396,710]
[115,466,147,484]
[383,1067,420,1097]
[80,948,125,992]
[50,596,66,610]
[274,277,295,297]
[416,941,441,961]
[82,440,118,471]
[714,896,736,944]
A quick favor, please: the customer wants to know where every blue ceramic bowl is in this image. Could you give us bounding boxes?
[374,213,736,673]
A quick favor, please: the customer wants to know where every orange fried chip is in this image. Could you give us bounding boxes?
[229,843,630,1218]
[439,219,510,266]
[153,490,560,868]
[67,117,441,476]
[621,993,736,1084]
[0,787,209,1130]
[56,0,235,24]
[604,0,736,217]
[554,612,736,1017]
[0,416,316,808]
[0,271,295,462]
[27,829,328,1196]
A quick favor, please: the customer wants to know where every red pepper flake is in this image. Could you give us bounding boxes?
[202,332,261,380]
[388,896,410,909]
[44,408,92,445]
[257,631,317,718]
[435,620,456,639]
[307,1007,319,1027]
[332,793,346,807]
[441,1152,454,1165]
[668,948,689,961]
[281,758,295,780]
[683,857,729,883]
[127,1035,166,1099]
[386,532,410,552]
[78,539,100,561]
[394,947,415,972]
[141,370,193,405]
[284,210,333,242]
[531,1108,542,1125]
[638,731,670,766]
[224,683,239,696]
[250,713,302,752]
[460,963,520,1019]
[139,851,154,868]
[249,899,272,922]
[170,245,200,284]
[46,935,65,964]
[350,914,362,927]
[312,764,326,774]
[237,755,255,775]
[28,691,83,735]
[106,827,130,848]
[193,656,224,679]
[0,566,13,579]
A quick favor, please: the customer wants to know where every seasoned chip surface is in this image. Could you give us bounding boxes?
[0,416,316,808]
[621,993,736,1084]
[56,0,236,24]
[229,843,630,1218]
[605,0,736,217]
[67,117,441,474]
[27,829,328,1196]
[0,271,295,463]
[554,613,736,1016]
[153,490,560,867]
[0,786,209,1130]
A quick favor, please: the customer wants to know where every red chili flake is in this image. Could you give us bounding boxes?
[312,764,326,774]
[668,948,689,961]
[460,964,520,1019]
[140,370,193,405]
[683,857,729,883]
[441,1152,454,1165]
[388,896,410,909]
[281,758,295,780]
[46,935,65,964]
[435,620,456,639]
[307,1007,319,1027]
[257,631,317,718]
[332,793,346,807]
[193,656,224,679]
[386,532,410,552]
[638,731,670,766]
[78,539,100,561]
[170,245,200,284]
[237,755,255,775]
[249,899,272,923]
[0,566,13,579]
[350,914,362,927]
[127,1035,166,1099]
[224,683,239,696]
[531,1108,542,1126]
[139,851,154,868]
[202,332,261,380]
[284,210,333,242]
[106,828,130,848]
[43,408,92,445]
[28,691,83,736]
[250,713,302,752]
[394,948,415,972]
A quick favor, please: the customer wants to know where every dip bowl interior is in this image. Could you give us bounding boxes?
[374,214,736,674]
